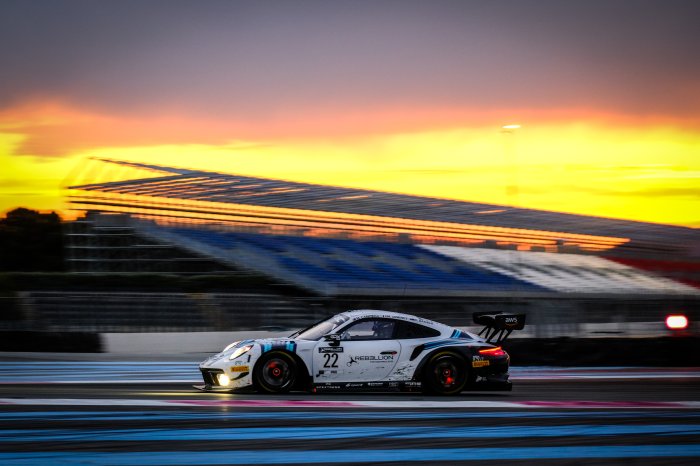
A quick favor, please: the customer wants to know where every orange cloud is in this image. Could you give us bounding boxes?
[3,100,698,158]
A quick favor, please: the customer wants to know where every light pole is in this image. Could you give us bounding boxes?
[501,124,521,202]
[500,124,523,307]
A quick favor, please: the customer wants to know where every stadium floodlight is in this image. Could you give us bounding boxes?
[665,314,688,330]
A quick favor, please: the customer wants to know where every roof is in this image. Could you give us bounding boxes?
[341,310,448,328]
[68,159,699,258]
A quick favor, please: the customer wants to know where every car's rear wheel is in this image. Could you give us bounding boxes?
[253,351,297,394]
[422,352,468,395]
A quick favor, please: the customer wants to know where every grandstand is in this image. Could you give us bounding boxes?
[64,159,699,297]
[67,159,698,258]
[1,157,688,336]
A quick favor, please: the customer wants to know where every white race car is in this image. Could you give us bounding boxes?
[197,309,525,395]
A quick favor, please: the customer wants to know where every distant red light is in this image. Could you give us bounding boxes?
[665,314,688,330]
[479,346,506,357]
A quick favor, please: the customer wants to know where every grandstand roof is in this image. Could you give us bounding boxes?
[68,159,699,258]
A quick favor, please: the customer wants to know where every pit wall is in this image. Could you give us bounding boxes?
[2,330,698,366]
[101,330,284,354]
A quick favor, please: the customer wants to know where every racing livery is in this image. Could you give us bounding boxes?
[197,310,525,395]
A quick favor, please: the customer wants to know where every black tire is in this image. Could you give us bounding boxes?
[253,351,298,394]
[422,351,469,395]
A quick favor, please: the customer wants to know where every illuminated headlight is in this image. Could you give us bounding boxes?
[217,373,231,387]
[229,344,253,360]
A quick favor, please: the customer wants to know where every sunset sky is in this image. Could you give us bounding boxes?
[1,0,698,226]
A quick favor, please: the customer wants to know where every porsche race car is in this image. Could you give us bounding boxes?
[197,309,525,395]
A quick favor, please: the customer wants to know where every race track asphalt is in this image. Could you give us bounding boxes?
[0,356,698,465]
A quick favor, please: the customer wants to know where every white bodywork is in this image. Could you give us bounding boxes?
[199,309,491,391]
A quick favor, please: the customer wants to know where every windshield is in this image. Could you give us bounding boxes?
[292,314,350,341]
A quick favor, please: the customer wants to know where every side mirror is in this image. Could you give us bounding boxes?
[323,333,341,347]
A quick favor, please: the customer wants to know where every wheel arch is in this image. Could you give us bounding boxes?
[411,345,473,381]
[288,350,311,390]
[254,349,311,391]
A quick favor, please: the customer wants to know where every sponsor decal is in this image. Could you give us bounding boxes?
[262,340,297,354]
[231,366,249,373]
[403,381,422,388]
[355,354,396,362]
[504,317,518,327]
[345,383,364,388]
[355,314,394,321]
[319,346,344,353]
[346,356,359,366]
[366,382,384,387]
[472,356,490,368]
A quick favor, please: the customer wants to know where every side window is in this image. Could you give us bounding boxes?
[340,319,396,340]
[395,321,441,339]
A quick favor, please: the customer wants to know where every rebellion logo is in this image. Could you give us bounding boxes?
[319,347,344,353]
[356,354,395,361]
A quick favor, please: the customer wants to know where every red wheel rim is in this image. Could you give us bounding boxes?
[261,358,291,388]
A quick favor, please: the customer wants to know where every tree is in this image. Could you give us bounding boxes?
[0,208,65,271]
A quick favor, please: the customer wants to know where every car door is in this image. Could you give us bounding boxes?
[313,318,401,383]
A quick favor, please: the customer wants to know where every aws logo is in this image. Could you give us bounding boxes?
[504,317,518,326]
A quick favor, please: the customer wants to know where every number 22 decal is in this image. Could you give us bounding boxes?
[323,353,338,368]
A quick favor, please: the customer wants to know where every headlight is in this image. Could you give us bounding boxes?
[217,373,231,386]
[223,341,241,352]
[229,344,253,360]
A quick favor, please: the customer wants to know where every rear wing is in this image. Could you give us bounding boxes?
[473,312,526,344]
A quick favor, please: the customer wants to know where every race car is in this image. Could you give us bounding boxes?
[197,309,525,395]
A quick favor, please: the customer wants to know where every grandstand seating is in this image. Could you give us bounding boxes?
[422,245,699,295]
[121,223,699,297]
[605,257,700,289]
[158,227,544,296]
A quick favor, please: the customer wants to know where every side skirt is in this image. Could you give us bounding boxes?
[312,381,423,393]
[311,380,512,393]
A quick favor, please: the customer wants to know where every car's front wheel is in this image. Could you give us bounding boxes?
[422,352,469,395]
[253,351,298,394]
